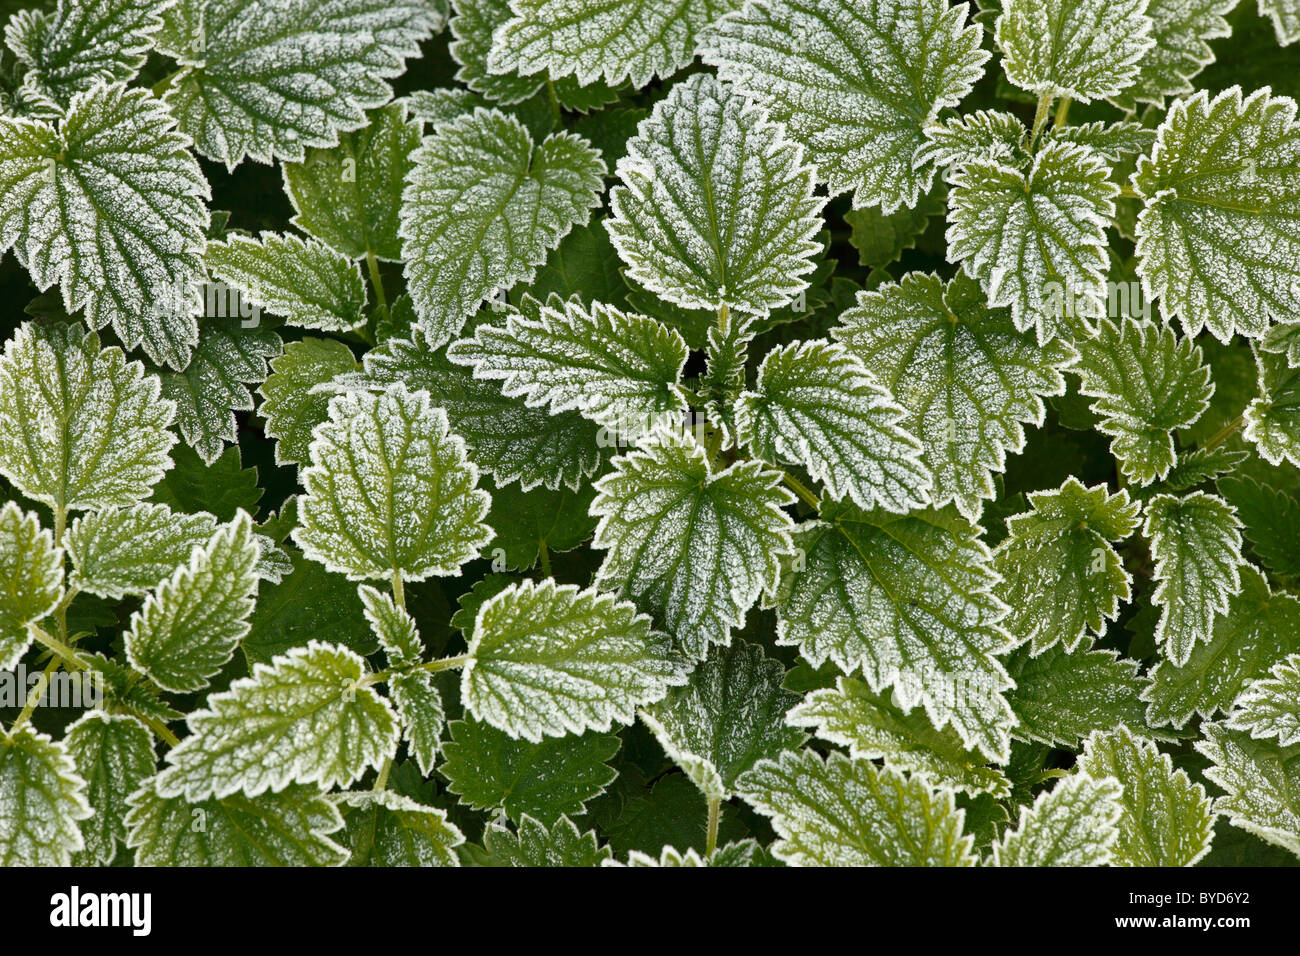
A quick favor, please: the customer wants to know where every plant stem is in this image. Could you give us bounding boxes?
[545,78,561,127]
[1201,414,1244,452]
[9,658,60,733]
[717,301,731,336]
[1030,92,1054,146]
[538,539,552,579]
[366,250,388,311]
[705,796,721,857]
[391,571,406,613]
[30,624,85,669]
[373,757,392,792]
[1054,96,1072,128]
[143,715,181,748]
[782,471,820,510]
[364,653,471,686]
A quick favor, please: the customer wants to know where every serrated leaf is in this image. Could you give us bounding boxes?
[64,712,155,865]
[1133,86,1300,342]
[0,727,91,866]
[1198,722,1300,858]
[591,427,795,659]
[702,0,989,213]
[293,382,494,581]
[155,641,399,800]
[1244,347,1300,467]
[1047,120,1158,163]
[358,584,421,666]
[1216,475,1300,575]
[481,813,611,867]
[389,671,444,776]
[258,337,360,467]
[737,749,977,866]
[918,109,1027,173]
[844,189,945,269]
[241,552,377,665]
[461,578,686,741]
[1227,653,1300,747]
[0,84,209,368]
[836,272,1076,519]
[1261,316,1300,366]
[0,322,176,511]
[162,0,439,169]
[481,480,596,571]
[149,443,260,521]
[0,501,62,672]
[990,773,1123,866]
[400,108,606,346]
[1110,0,1236,110]
[334,790,462,866]
[1162,445,1248,491]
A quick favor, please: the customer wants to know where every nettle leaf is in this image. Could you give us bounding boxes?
[125,510,260,693]
[1144,567,1300,729]
[836,272,1076,519]
[125,779,348,866]
[993,479,1140,654]
[1133,86,1300,342]
[358,584,421,665]
[591,427,796,659]
[389,672,444,776]
[1228,653,1300,746]
[946,141,1117,343]
[1260,0,1300,44]
[737,749,978,867]
[461,579,686,741]
[1074,318,1213,484]
[1198,722,1300,858]
[1143,492,1245,666]
[788,677,1011,798]
[776,499,1015,762]
[990,774,1123,867]
[844,189,945,270]
[154,641,400,800]
[1110,0,1236,110]
[400,108,606,347]
[918,110,1026,172]
[334,791,462,867]
[160,319,282,465]
[702,0,989,213]
[736,340,931,513]
[440,717,619,823]
[162,0,439,168]
[0,323,177,511]
[1245,348,1300,467]
[447,297,689,435]
[699,315,756,449]
[64,712,155,865]
[258,337,360,467]
[282,102,421,262]
[606,73,823,315]
[482,481,596,571]
[1078,726,1215,867]
[1261,317,1300,366]
[0,728,91,866]
[0,502,63,672]
[0,84,209,368]
[1046,121,1158,163]
[640,641,804,800]
[1218,475,1300,576]
[482,814,612,867]
[241,553,376,665]
[293,382,494,581]
[995,0,1154,102]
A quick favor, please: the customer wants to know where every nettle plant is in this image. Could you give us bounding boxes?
[0,0,1299,869]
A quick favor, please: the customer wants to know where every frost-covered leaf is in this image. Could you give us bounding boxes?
[447,297,689,435]
[1074,318,1213,484]
[990,773,1123,866]
[125,779,348,866]
[461,578,686,741]
[946,141,1117,343]
[1078,726,1215,866]
[736,340,931,513]
[1110,0,1236,110]
[918,110,1026,172]
[1046,121,1158,163]
[0,84,208,368]
[162,0,439,168]
[0,323,176,511]
[400,108,606,346]
[0,728,91,866]
[836,272,1075,519]
[64,712,155,865]
[1163,445,1249,492]
[1133,87,1300,342]
[1260,0,1300,45]
[995,0,1154,102]
[258,337,359,467]
[702,0,989,212]
[1143,492,1245,666]
[293,383,494,581]
[1198,722,1300,858]
[606,73,822,315]
[1261,317,1300,367]
[591,427,795,659]
[776,499,1015,761]
[0,501,62,672]
[482,814,611,867]
[788,677,1010,797]
[1244,348,1300,467]
[206,233,367,332]
[389,672,444,776]
[737,749,977,867]
[640,641,804,800]
[334,791,462,866]
[993,479,1140,654]
[1227,653,1300,746]
[358,584,421,666]
[440,717,619,822]
[154,641,400,800]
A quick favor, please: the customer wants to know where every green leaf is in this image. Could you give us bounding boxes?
[389,671,444,776]
[1262,316,1300,366]
[1218,475,1300,575]
[1143,492,1245,665]
[1244,347,1300,467]
[241,553,377,665]
[736,339,931,513]
[836,272,1076,519]
[737,749,978,867]
[1074,318,1213,484]
[776,499,1015,761]
[1227,653,1300,747]
[1162,445,1249,492]
[258,337,360,467]
[149,444,260,521]
[1109,0,1236,110]
[334,791,462,866]
[64,712,155,865]
[1260,0,1300,44]
[640,641,804,800]
[1046,120,1158,162]
[0,728,91,866]
[0,322,177,511]
[293,382,494,581]
[358,584,421,666]
[990,773,1123,866]
[844,189,945,270]
[440,717,619,823]
[125,779,349,866]
[1198,722,1300,858]
[399,108,606,347]
[1133,86,1300,341]
[606,73,823,315]
[461,578,686,741]
[161,0,439,168]
[591,428,796,659]
[918,109,1027,171]
[0,501,62,672]
[0,84,209,368]
[481,814,611,867]
[155,641,400,799]
[481,480,596,572]
[702,0,989,212]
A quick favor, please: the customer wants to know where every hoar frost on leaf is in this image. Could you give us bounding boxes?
[0,728,92,866]
[990,773,1123,867]
[1197,722,1300,858]
[0,501,63,673]
[1244,348,1300,467]
[1227,653,1300,746]
[64,712,156,866]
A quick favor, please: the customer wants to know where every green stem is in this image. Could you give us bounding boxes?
[9,658,60,733]
[1054,96,1072,128]
[545,77,561,126]
[30,624,85,669]
[143,715,181,748]
[1201,414,1244,452]
[705,796,721,857]
[1030,91,1054,147]
[1118,186,1140,199]
[373,757,392,792]
[538,539,552,579]
[364,653,471,687]
[151,69,184,98]
[717,301,731,336]
[782,471,820,510]
[366,250,388,311]
[391,571,406,613]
